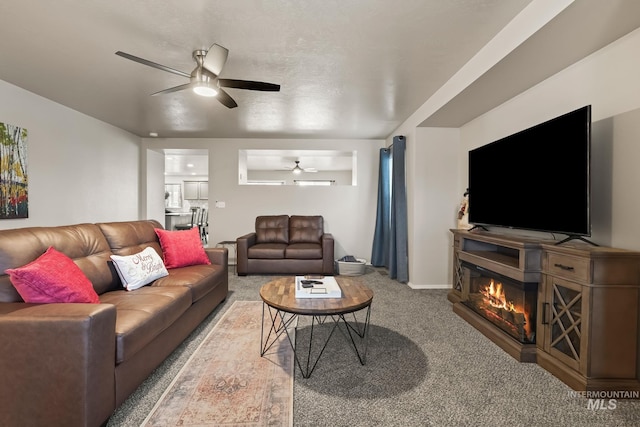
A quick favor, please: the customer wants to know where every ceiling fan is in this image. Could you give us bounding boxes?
[115,43,280,109]
[286,160,317,174]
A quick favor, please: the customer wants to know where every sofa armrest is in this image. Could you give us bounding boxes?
[0,303,117,427]
[236,232,257,275]
[322,233,335,274]
[237,232,257,253]
[205,247,228,267]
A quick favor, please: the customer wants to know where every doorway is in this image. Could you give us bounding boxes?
[163,149,209,241]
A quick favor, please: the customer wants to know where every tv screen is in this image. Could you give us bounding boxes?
[468,105,591,237]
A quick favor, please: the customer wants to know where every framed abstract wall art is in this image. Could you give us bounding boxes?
[0,122,28,219]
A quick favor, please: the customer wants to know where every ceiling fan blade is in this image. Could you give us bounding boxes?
[216,88,238,109]
[151,83,195,96]
[115,51,191,78]
[203,44,229,76]
[218,79,280,91]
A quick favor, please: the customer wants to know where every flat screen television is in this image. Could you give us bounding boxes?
[468,105,591,239]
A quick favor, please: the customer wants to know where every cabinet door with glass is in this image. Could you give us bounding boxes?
[540,275,587,373]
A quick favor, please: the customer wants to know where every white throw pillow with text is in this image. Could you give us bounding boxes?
[110,247,169,291]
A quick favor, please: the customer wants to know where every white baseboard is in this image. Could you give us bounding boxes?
[407,282,452,290]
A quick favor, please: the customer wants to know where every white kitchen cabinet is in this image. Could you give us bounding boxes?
[184,181,208,200]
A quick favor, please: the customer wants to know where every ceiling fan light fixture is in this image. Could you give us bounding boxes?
[193,83,218,97]
[292,161,303,174]
[116,44,278,108]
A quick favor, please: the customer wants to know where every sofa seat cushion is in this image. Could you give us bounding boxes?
[99,286,191,364]
[248,243,287,259]
[285,243,323,259]
[152,264,225,302]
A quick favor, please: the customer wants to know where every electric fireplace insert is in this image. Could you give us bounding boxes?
[461,262,537,344]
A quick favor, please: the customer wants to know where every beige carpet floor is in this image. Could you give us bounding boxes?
[110,271,640,426]
[141,301,293,426]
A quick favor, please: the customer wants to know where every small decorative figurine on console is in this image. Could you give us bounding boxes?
[457,188,471,230]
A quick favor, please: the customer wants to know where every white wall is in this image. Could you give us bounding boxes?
[389,0,573,287]
[605,108,640,250]
[145,149,165,224]
[460,28,640,251]
[408,128,460,289]
[0,80,140,229]
[394,13,640,288]
[142,138,383,260]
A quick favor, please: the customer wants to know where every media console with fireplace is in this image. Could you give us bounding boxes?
[449,229,640,392]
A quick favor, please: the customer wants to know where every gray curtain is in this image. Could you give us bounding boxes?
[371,147,391,266]
[371,135,409,283]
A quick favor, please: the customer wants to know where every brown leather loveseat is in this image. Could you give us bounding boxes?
[0,220,228,427]
[236,215,334,275]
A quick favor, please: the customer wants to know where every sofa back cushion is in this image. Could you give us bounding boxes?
[97,220,164,257]
[289,215,324,244]
[255,215,289,244]
[0,223,117,302]
[6,246,101,303]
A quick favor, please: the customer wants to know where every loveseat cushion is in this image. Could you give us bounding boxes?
[153,264,225,302]
[255,215,289,244]
[248,243,287,259]
[99,286,191,364]
[289,215,323,243]
[285,243,323,259]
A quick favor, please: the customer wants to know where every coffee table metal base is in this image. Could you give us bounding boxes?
[260,303,371,378]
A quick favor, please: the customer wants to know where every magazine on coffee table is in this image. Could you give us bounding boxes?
[294,276,342,298]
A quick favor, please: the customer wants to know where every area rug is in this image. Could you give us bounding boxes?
[142,301,294,426]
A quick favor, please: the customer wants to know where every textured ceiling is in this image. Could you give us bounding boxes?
[0,0,532,139]
[2,1,638,141]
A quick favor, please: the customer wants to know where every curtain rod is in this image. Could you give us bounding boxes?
[384,135,404,151]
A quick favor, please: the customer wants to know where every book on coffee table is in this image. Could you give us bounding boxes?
[294,276,342,298]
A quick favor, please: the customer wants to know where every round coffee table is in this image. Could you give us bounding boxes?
[260,276,374,378]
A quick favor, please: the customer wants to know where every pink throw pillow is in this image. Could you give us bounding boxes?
[6,247,100,304]
[154,227,211,269]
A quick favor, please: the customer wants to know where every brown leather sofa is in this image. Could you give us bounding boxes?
[236,215,334,275]
[0,220,228,427]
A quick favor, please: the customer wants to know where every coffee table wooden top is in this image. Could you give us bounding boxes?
[260,276,374,315]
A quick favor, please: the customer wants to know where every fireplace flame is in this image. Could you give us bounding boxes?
[480,279,533,341]
[482,280,514,312]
